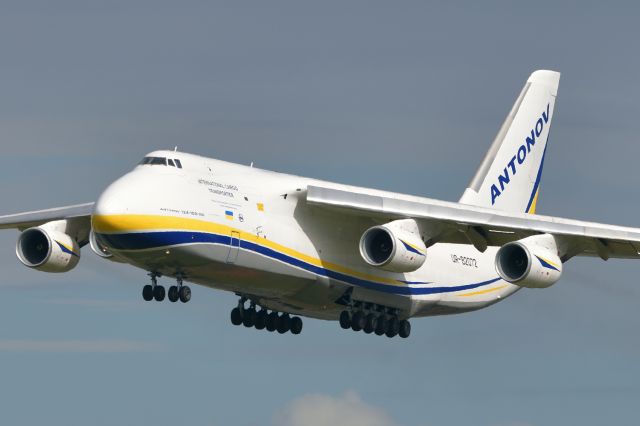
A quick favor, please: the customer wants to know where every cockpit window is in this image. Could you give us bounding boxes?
[139,156,167,166]
[138,156,184,168]
[148,157,167,165]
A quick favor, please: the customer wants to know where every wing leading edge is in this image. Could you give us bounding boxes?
[306,185,640,261]
[0,203,94,230]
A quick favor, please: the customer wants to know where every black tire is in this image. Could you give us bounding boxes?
[339,311,351,329]
[385,317,399,338]
[266,312,278,332]
[351,311,365,332]
[290,317,303,335]
[142,285,153,301]
[399,320,411,338]
[230,307,243,325]
[364,313,377,334]
[179,286,191,303]
[277,314,291,334]
[168,286,179,303]
[243,308,256,327]
[375,316,387,336]
[153,285,165,302]
[254,310,267,329]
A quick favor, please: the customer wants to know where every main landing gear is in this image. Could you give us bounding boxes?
[230,297,303,335]
[142,273,191,303]
[338,301,411,338]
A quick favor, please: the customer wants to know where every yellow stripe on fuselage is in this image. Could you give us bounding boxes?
[456,284,507,297]
[92,214,406,287]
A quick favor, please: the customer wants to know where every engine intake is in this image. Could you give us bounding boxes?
[495,234,562,288]
[16,227,80,273]
[359,220,426,273]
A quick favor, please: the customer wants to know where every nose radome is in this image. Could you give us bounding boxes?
[92,173,138,233]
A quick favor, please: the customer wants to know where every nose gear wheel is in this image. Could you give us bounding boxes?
[141,272,191,303]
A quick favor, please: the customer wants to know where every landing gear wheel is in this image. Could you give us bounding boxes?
[230,307,243,325]
[375,316,387,336]
[385,317,399,338]
[290,317,303,335]
[266,312,278,332]
[351,311,365,332]
[243,308,256,327]
[339,311,352,329]
[179,286,191,303]
[153,285,165,302]
[398,320,411,338]
[142,285,153,301]
[254,310,267,330]
[168,286,179,303]
[363,313,377,334]
[277,314,291,334]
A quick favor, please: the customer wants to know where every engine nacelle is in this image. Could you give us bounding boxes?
[495,234,562,288]
[89,230,113,259]
[16,227,80,273]
[359,219,427,273]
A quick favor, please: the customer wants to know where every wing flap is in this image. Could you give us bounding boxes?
[307,185,640,259]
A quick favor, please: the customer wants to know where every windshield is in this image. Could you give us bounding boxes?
[138,156,183,168]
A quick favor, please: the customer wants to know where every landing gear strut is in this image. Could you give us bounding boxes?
[230,296,303,335]
[168,275,191,303]
[143,273,164,302]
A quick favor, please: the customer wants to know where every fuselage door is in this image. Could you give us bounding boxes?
[226,231,240,264]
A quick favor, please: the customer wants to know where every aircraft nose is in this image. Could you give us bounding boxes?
[92,174,135,234]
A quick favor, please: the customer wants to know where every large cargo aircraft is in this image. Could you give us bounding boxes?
[2,70,637,339]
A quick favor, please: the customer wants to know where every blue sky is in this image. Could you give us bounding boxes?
[1,1,640,425]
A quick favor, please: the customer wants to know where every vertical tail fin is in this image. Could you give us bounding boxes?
[459,70,560,214]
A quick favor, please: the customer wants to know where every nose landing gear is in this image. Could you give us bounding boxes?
[143,273,164,301]
[142,272,191,303]
[168,275,191,303]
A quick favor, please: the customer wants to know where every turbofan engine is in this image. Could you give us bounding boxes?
[495,234,562,288]
[16,227,80,273]
[359,219,427,273]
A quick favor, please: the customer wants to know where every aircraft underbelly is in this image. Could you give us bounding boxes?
[108,238,517,320]
[109,242,356,319]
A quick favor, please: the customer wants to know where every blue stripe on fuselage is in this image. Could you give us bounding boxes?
[96,231,501,296]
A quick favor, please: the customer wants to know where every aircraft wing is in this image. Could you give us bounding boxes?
[0,203,94,231]
[306,186,640,261]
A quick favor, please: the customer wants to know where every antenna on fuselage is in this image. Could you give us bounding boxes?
[250,162,254,168]
[174,146,178,152]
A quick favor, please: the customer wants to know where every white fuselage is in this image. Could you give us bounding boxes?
[92,150,519,320]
